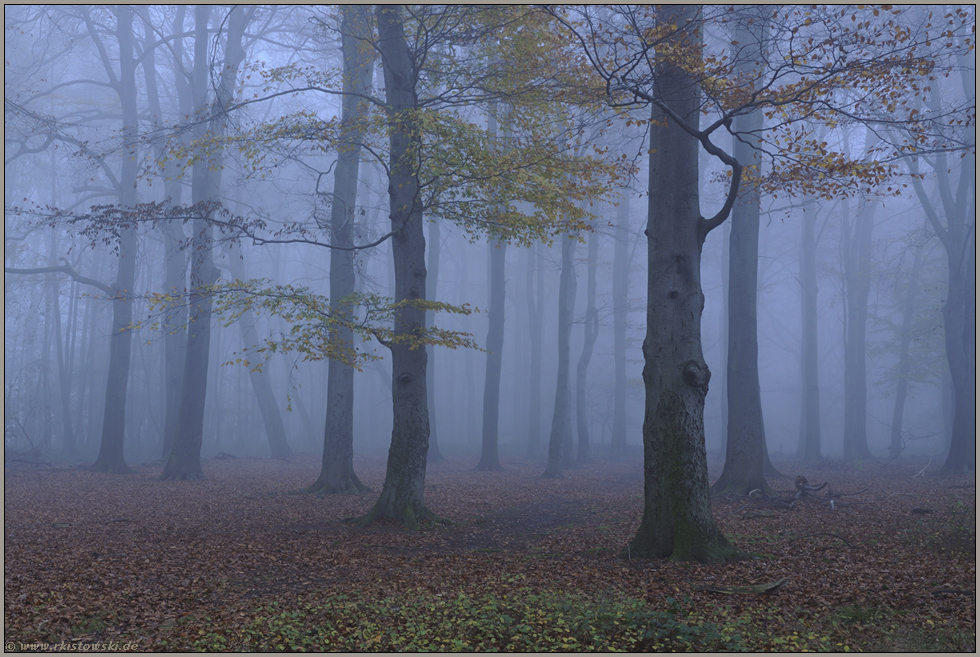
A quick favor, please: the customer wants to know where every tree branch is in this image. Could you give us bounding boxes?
[5,262,114,295]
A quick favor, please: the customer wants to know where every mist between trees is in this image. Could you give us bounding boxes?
[4,5,974,560]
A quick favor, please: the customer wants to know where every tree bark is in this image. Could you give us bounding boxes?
[575,228,599,464]
[797,200,822,461]
[162,5,248,479]
[225,243,292,460]
[306,4,373,494]
[90,5,138,474]
[712,14,771,495]
[161,6,215,480]
[356,5,438,528]
[629,4,738,562]
[425,218,447,464]
[610,193,630,460]
[476,237,506,471]
[524,243,544,459]
[889,221,928,459]
[476,103,509,472]
[542,234,576,478]
[141,5,188,461]
[841,196,876,462]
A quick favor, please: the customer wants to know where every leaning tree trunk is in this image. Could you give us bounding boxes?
[712,15,771,496]
[356,5,438,528]
[91,6,138,474]
[306,4,373,494]
[225,243,292,459]
[542,233,577,478]
[575,228,599,464]
[628,3,738,562]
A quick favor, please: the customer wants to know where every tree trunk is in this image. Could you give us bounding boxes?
[356,5,437,528]
[225,243,292,459]
[425,218,447,464]
[889,221,928,459]
[162,5,248,480]
[46,232,76,456]
[476,237,506,471]
[575,228,599,464]
[841,196,876,461]
[797,200,822,461]
[476,104,510,472]
[542,234,576,478]
[525,243,544,459]
[629,4,738,562]
[141,6,188,461]
[610,193,629,460]
[712,15,771,495]
[91,6,138,474]
[306,4,373,494]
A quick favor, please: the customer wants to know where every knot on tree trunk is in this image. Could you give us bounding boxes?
[680,359,710,391]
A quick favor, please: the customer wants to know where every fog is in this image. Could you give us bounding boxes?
[4,5,973,477]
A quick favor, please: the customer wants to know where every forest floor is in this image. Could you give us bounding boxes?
[3,454,975,652]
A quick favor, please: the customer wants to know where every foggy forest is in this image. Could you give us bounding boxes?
[4,5,976,652]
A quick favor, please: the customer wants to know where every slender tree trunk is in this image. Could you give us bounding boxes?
[305,4,374,493]
[46,232,76,456]
[543,233,577,478]
[476,104,510,472]
[841,197,876,461]
[889,222,928,459]
[476,237,507,471]
[575,228,599,464]
[712,15,771,494]
[91,6,138,474]
[525,243,544,459]
[141,6,188,461]
[629,4,738,562]
[611,194,629,460]
[425,218,447,463]
[356,5,438,528]
[797,201,822,461]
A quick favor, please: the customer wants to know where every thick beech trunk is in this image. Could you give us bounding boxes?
[629,4,738,562]
[356,5,438,528]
